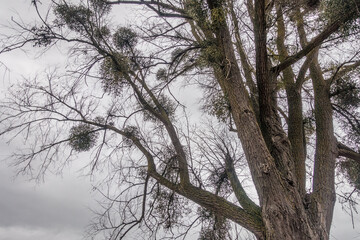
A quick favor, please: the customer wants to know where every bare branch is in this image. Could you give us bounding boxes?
[272,4,360,74]
[338,142,360,163]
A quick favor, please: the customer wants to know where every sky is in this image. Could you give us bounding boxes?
[0,1,360,240]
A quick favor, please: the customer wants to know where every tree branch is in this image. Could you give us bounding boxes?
[272,5,360,74]
[327,59,360,84]
[122,127,265,237]
[223,150,261,216]
[106,0,190,19]
[337,142,360,164]
[180,184,264,238]
[295,51,315,90]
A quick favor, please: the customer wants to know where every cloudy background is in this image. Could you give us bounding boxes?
[0,1,360,240]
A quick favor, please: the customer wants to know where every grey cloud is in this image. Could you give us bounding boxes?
[0,159,96,233]
[0,226,84,240]
[0,180,90,229]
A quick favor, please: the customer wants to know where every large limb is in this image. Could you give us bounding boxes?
[219,144,261,216]
[227,0,259,118]
[123,72,191,185]
[253,0,296,185]
[118,125,265,238]
[295,11,337,236]
[275,4,306,195]
[86,120,265,238]
[310,52,337,235]
[338,142,360,163]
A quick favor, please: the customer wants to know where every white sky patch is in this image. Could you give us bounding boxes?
[0,226,83,240]
[331,201,360,239]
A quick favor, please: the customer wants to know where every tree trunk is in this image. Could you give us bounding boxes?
[202,1,335,239]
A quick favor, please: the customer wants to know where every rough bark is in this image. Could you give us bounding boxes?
[296,10,337,238]
[198,1,320,239]
[338,142,360,164]
[275,4,306,195]
[309,53,337,236]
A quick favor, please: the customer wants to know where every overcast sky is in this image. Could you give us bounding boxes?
[0,1,360,240]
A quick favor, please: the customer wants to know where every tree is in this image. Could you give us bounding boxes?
[1,0,360,239]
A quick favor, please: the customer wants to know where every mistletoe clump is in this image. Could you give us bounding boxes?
[113,27,138,52]
[69,124,99,152]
